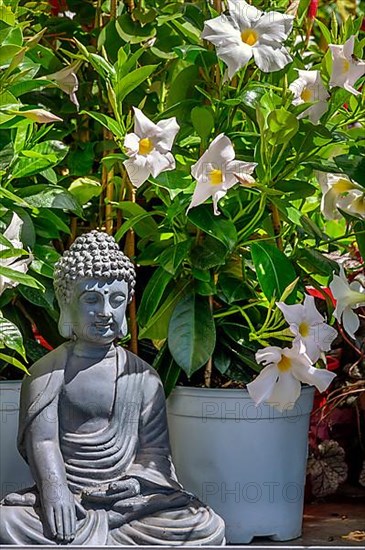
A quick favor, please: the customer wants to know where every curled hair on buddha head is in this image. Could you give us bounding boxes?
[54,230,136,307]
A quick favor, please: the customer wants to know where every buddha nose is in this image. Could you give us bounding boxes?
[99,299,113,318]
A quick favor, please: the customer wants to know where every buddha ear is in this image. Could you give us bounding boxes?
[58,307,73,339]
[118,315,128,338]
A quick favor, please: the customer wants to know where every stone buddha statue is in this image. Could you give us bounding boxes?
[0,231,225,546]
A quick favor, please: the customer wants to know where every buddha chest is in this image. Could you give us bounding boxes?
[59,353,117,434]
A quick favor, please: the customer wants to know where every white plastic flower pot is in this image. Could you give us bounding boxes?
[167,385,314,544]
[0,381,33,499]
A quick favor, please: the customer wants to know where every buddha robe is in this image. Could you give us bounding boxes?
[0,343,225,545]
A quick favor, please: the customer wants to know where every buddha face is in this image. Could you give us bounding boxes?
[67,278,128,345]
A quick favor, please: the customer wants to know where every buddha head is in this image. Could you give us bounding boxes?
[54,231,136,343]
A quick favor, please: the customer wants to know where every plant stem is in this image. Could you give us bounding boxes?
[110,0,117,19]
[204,294,214,387]
[270,202,283,250]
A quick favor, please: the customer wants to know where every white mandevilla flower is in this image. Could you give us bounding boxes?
[277,295,337,363]
[188,133,256,215]
[0,213,32,296]
[201,0,293,78]
[329,35,365,96]
[317,172,365,220]
[44,62,81,109]
[123,107,180,188]
[247,345,336,412]
[289,70,329,124]
[329,267,365,339]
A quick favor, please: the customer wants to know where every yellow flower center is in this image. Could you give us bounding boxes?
[342,59,350,73]
[241,29,258,47]
[139,137,154,155]
[209,169,223,185]
[299,322,310,338]
[301,88,313,102]
[333,178,354,194]
[277,355,292,372]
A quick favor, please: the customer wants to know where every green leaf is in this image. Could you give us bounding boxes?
[138,267,173,327]
[152,343,180,397]
[168,294,216,378]
[17,186,83,216]
[0,44,22,65]
[18,284,55,310]
[0,352,29,374]
[115,65,157,103]
[168,294,216,377]
[10,141,68,179]
[31,244,60,279]
[297,248,340,277]
[334,154,365,187]
[188,205,237,252]
[81,111,124,139]
[0,265,44,290]
[250,241,297,302]
[114,201,158,240]
[267,108,299,146]
[68,177,102,204]
[138,280,190,340]
[190,237,227,270]
[191,106,214,141]
[116,13,156,44]
[0,4,16,25]
[218,274,252,304]
[0,316,26,360]
[315,18,332,45]
[158,241,191,275]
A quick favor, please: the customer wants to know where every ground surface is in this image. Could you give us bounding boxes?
[1,500,363,548]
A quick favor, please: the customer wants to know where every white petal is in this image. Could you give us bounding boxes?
[301,100,328,125]
[246,364,279,405]
[276,301,305,325]
[255,345,283,366]
[212,188,228,215]
[202,15,252,78]
[311,323,338,352]
[343,81,362,96]
[291,362,336,393]
[4,213,23,243]
[343,35,355,59]
[255,12,293,42]
[345,61,365,90]
[253,42,292,72]
[124,132,140,156]
[321,187,342,220]
[342,306,360,339]
[297,335,321,363]
[303,295,325,324]
[266,372,301,411]
[156,117,180,152]
[148,150,175,178]
[191,134,235,181]
[123,156,151,188]
[228,0,261,28]
[187,181,218,213]
[133,107,159,139]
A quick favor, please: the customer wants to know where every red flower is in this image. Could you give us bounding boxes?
[306,286,336,305]
[308,0,319,20]
[49,0,69,16]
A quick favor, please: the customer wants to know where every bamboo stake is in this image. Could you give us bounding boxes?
[204,294,214,387]
[124,182,138,355]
